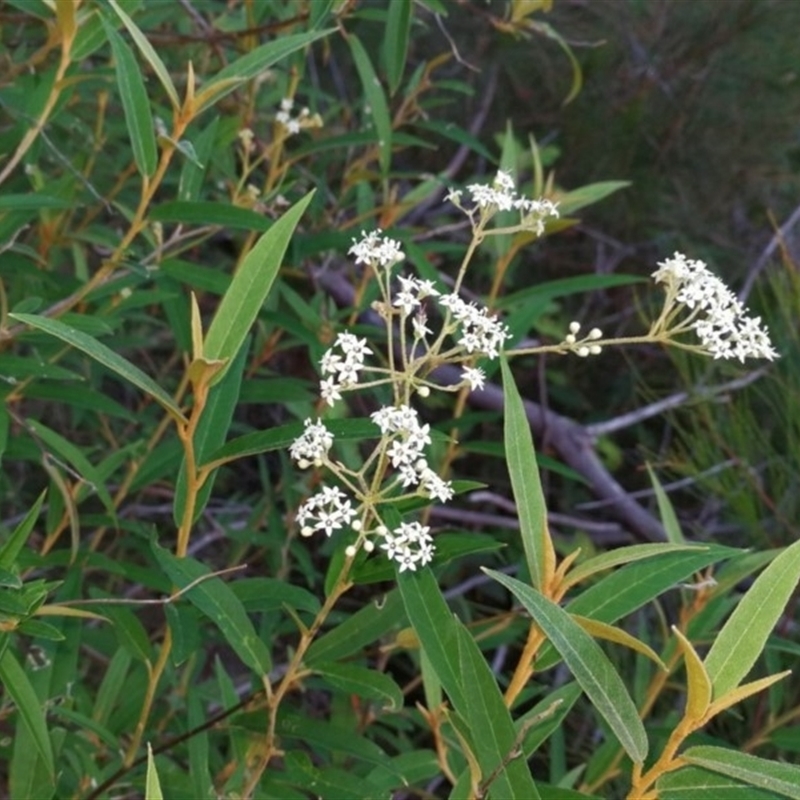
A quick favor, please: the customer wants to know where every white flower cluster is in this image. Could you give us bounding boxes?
[371,405,453,501]
[296,485,357,538]
[348,229,405,268]
[447,170,560,235]
[653,253,778,362]
[275,97,322,137]
[379,521,434,572]
[319,332,373,406]
[439,293,510,359]
[289,418,333,468]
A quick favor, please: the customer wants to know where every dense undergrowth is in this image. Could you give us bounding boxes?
[1,1,799,798]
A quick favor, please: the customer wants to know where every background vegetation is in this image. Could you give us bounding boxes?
[0,0,799,798]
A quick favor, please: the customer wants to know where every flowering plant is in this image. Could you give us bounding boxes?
[289,171,777,575]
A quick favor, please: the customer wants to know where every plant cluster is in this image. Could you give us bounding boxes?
[0,2,797,799]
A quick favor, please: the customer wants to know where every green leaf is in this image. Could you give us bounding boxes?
[145,743,165,800]
[106,0,179,108]
[383,0,412,95]
[456,624,541,799]
[500,358,553,590]
[203,191,314,385]
[306,590,406,665]
[556,181,630,215]
[658,765,782,799]
[485,569,648,764]
[277,714,393,771]
[173,340,248,526]
[150,200,272,231]
[101,17,157,178]
[563,543,704,590]
[27,419,116,517]
[647,464,686,544]
[151,538,271,676]
[195,29,335,113]
[704,538,800,697]
[347,34,392,176]
[9,313,187,423]
[0,649,54,779]
[312,662,404,711]
[0,491,45,571]
[92,647,132,726]
[683,746,800,799]
[397,568,465,712]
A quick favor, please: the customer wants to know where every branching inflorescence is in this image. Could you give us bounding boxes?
[289,171,778,572]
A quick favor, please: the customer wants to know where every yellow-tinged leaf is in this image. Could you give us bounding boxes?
[55,0,77,45]
[705,671,791,723]
[190,292,204,360]
[511,0,552,23]
[673,626,711,722]
[572,615,666,671]
[35,604,109,622]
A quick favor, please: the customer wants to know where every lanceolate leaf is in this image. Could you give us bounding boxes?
[500,358,554,591]
[107,0,179,108]
[347,34,392,176]
[0,649,55,780]
[683,746,800,799]
[203,190,315,385]
[10,314,187,423]
[486,569,648,764]
[152,538,271,676]
[704,538,800,697]
[194,30,335,113]
[101,18,158,178]
[456,624,541,799]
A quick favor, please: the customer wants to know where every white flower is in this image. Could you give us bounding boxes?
[420,467,454,502]
[461,366,486,391]
[289,418,333,467]
[378,521,435,571]
[439,293,510,359]
[320,376,342,406]
[318,331,373,404]
[296,485,357,538]
[348,229,405,267]
[653,252,778,362]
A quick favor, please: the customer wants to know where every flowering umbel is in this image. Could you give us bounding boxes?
[651,252,778,362]
[289,171,777,575]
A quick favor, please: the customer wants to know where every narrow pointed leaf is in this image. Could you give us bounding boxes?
[145,743,165,800]
[647,464,686,544]
[397,568,465,712]
[707,671,791,720]
[456,624,540,799]
[500,358,554,591]
[573,615,666,671]
[195,30,334,113]
[101,18,157,178]
[204,190,314,385]
[673,626,712,721]
[0,649,54,779]
[563,543,703,590]
[705,538,800,697]
[10,313,187,423]
[657,766,781,799]
[107,0,179,108]
[383,0,412,95]
[312,662,404,712]
[347,34,392,176]
[152,538,271,676]
[683,746,800,799]
[0,491,45,570]
[486,568,648,763]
